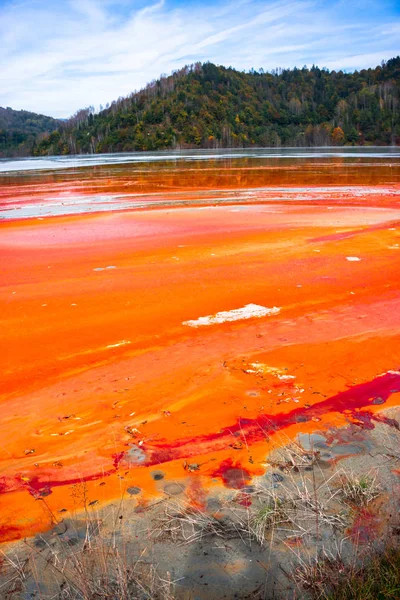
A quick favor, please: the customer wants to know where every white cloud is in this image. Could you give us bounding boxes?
[0,0,398,117]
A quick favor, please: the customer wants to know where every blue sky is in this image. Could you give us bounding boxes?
[0,0,399,118]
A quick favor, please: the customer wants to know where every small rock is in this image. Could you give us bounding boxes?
[372,396,385,405]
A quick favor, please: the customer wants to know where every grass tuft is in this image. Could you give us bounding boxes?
[248,498,289,546]
[294,547,400,600]
[340,471,381,507]
[151,500,237,545]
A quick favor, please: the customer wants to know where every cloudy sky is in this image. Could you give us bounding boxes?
[0,0,399,118]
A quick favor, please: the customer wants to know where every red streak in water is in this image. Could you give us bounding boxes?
[21,469,115,499]
[0,372,398,499]
[112,452,125,468]
[145,372,400,465]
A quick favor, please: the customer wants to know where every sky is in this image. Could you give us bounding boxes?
[0,0,399,118]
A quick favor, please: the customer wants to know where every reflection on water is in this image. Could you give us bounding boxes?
[1,147,400,174]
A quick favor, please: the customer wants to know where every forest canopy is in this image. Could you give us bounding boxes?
[3,57,400,156]
[0,107,60,157]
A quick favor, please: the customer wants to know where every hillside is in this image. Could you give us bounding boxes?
[0,107,60,157]
[28,57,400,155]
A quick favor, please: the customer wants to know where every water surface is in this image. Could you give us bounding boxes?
[0,148,400,542]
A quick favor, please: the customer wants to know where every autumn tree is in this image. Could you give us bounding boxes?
[331,126,345,145]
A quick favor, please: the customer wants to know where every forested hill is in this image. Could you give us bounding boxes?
[29,57,400,155]
[0,107,60,157]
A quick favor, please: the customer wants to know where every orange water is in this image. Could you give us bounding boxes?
[1,154,400,542]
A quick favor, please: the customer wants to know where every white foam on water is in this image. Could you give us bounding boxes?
[183,303,280,327]
[94,265,117,271]
[106,340,131,348]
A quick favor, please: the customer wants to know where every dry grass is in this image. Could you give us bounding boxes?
[0,521,177,600]
[339,471,381,507]
[219,440,350,550]
[151,499,237,545]
[293,550,347,599]
[293,546,400,600]
[248,497,289,546]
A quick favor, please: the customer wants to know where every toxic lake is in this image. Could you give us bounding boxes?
[1,148,400,590]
